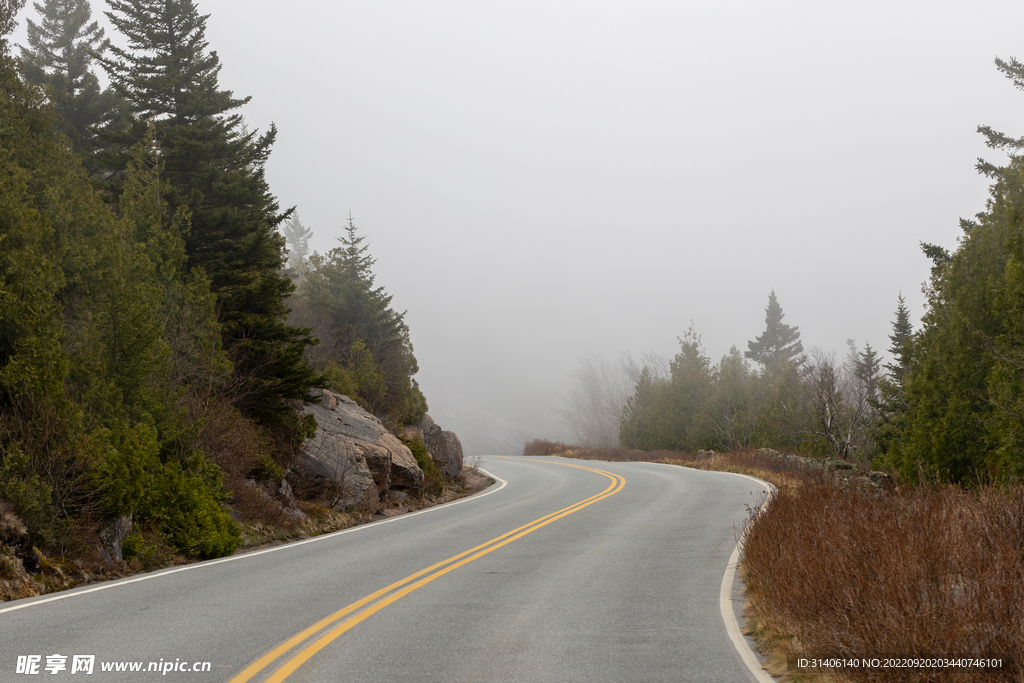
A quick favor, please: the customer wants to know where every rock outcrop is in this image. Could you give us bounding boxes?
[418,414,464,479]
[293,391,424,510]
[754,448,896,495]
[99,514,133,563]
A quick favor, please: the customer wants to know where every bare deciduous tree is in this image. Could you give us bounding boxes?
[803,347,880,464]
[558,352,668,448]
[557,354,628,448]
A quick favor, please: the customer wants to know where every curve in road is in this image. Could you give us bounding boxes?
[0,456,772,683]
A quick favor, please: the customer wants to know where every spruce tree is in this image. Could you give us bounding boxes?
[300,216,426,423]
[874,295,914,459]
[884,294,913,387]
[745,290,804,368]
[99,0,323,431]
[0,0,25,43]
[281,212,313,281]
[854,343,881,405]
[619,366,660,449]
[18,0,117,157]
[977,56,1024,180]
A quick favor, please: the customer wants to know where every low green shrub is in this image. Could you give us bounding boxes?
[142,462,240,559]
[404,436,443,495]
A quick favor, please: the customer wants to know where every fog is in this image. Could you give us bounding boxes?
[14,0,1024,453]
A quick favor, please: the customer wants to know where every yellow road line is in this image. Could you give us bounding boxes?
[229,459,624,683]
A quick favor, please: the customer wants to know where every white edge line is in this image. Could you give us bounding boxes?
[717,471,777,683]
[624,461,777,682]
[0,468,509,615]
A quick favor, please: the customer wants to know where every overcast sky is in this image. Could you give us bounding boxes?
[14,0,1024,452]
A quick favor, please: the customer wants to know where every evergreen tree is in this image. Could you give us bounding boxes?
[664,326,714,450]
[18,0,115,155]
[746,290,804,368]
[0,40,121,550]
[882,56,1024,483]
[884,294,913,386]
[874,295,915,458]
[281,212,313,281]
[0,0,25,44]
[977,56,1024,180]
[854,343,882,405]
[0,61,67,409]
[299,216,425,424]
[618,326,712,451]
[886,66,1024,482]
[619,366,661,449]
[0,26,239,558]
[98,0,323,432]
[701,347,758,450]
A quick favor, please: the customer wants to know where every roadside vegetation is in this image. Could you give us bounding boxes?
[0,0,446,600]
[743,473,1022,683]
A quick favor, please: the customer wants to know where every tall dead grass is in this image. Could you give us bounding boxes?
[523,439,578,456]
[742,475,1023,682]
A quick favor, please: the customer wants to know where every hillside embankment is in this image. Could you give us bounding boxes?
[0,394,489,602]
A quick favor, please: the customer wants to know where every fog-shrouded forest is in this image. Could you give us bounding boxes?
[0,0,433,569]
[5,0,1024,589]
[7,0,1023,459]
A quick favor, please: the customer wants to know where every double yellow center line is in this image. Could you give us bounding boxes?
[229,459,625,683]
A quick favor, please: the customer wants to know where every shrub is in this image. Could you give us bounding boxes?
[404,436,443,496]
[143,462,240,559]
[523,439,576,456]
[742,476,1024,682]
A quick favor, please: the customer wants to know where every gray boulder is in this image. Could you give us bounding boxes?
[99,515,133,563]
[421,414,464,479]
[295,391,424,510]
[402,426,425,444]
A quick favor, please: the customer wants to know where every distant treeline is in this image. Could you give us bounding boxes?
[563,59,1024,486]
[0,0,425,565]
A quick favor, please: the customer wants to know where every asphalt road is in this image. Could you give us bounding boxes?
[0,456,772,683]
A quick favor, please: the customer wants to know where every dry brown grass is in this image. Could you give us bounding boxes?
[743,474,1023,682]
[523,439,578,456]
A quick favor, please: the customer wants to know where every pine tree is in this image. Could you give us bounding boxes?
[281,212,313,281]
[854,343,882,404]
[619,366,660,449]
[0,0,25,44]
[98,0,323,431]
[745,290,804,368]
[300,216,425,424]
[977,56,1024,180]
[884,293,913,387]
[18,0,118,157]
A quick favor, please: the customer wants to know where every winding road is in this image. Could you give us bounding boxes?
[0,456,772,682]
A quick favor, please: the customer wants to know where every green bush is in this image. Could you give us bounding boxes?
[250,454,284,483]
[403,436,443,495]
[143,462,240,559]
[91,423,160,516]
